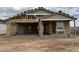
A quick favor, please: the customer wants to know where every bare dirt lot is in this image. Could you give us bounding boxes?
[0,35,79,52]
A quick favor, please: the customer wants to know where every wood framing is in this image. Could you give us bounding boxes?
[4,7,77,36]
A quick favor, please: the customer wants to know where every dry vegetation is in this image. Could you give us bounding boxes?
[0,35,79,52]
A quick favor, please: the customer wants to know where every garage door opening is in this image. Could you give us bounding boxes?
[17,23,38,35]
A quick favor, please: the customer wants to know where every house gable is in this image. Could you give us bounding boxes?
[27,10,52,15]
[42,14,73,21]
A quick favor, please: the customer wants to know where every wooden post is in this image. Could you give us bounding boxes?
[68,21,71,37]
[56,22,58,35]
[49,22,52,35]
[38,19,44,37]
[7,21,12,36]
[74,20,76,36]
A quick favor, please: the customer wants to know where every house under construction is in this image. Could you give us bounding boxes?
[4,7,77,37]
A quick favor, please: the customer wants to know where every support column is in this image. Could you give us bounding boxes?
[38,19,44,37]
[49,22,52,35]
[7,21,12,36]
[74,20,76,36]
[68,21,71,36]
[11,23,18,35]
[56,22,58,35]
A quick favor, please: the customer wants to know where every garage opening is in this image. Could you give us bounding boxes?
[17,23,38,35]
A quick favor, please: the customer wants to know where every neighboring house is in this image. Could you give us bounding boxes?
[4,7,77,36]
[0,20,4,24]
[0,19,6,24]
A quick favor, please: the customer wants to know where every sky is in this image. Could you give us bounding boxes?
[0,7,79,34]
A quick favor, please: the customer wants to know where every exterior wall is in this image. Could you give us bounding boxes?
[64,21,70,34]
[11,23,18,35]
[7,20,18,36]
[7,21,12,36]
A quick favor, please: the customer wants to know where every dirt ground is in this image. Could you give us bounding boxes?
[0,35,79,52]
